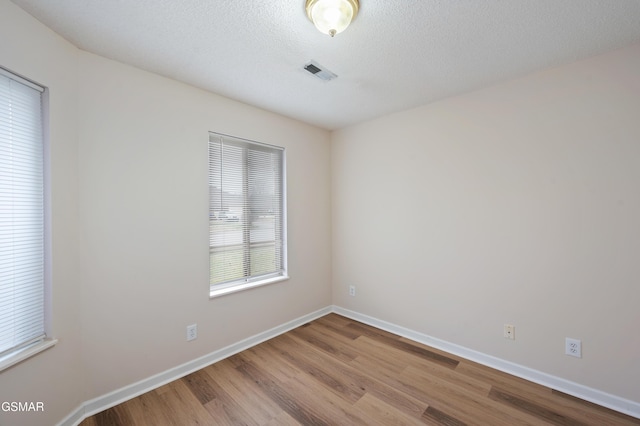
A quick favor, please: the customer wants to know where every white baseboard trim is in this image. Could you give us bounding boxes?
[332,305,640,420]
[58,306,332,426]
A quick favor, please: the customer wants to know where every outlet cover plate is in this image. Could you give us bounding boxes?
[565,337,581,358]
[503,324,515,340]
[187,324,197,341]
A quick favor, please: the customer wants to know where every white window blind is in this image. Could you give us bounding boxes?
[0,69,45,358]
[209,133,287,295]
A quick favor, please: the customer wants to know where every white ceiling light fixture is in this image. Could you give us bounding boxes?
[305,0,359,37]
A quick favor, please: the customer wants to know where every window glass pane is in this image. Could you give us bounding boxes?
[209,133,286,291]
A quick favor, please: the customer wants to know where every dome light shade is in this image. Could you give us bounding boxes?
[305,0,359,37]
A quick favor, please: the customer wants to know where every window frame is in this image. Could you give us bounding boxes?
[208,132,288,298]
[0,66,55,372]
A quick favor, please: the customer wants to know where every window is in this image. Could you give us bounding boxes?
[208,133,287,297]
[0,67,53,370]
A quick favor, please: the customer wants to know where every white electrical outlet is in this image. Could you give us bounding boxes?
[503,324,515,340]
[349,285,356,297]
[186,324,197,341]
[565,338,581,358]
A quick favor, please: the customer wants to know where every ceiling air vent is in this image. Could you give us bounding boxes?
[304,61,337,82]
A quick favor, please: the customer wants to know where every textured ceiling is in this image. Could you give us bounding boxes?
[11,0,640,130]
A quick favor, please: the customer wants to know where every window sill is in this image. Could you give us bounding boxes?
[209,275,290,299]
[0,338,57,373]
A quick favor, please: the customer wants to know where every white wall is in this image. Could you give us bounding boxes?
[76,52,332,400]
[332,43,640,403]
[0,1,83,426]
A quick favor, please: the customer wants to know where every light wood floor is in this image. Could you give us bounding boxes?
[81,314,640,425]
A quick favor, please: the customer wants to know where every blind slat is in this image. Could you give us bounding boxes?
[209,133,286,288]
[0,70,46,355]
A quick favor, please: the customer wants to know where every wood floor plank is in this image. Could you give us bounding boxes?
[351,335,409,374]
[345,320,410,343]
[281,332,430,418]
[281,374,372,426]
[270,334,367,403]
[421,405,469,426]
[401,365,553,426]
[232,353,328,426]
[263,411,300,426]
[457,360,640,425]
[399,337,468,363]
[353,392,426,426]
[182,367,257,425]
[375,336,460,370]
[455,361,554,398]
[81,314,640,426]
[354,334,490,397]
[348,323,459,370]
[405,355,492,396]
[489,387,586,426]
[204,360,283,424]
[349,352,443,406]
[313,315,363,340]
[203,396,258,426]
[125,390,177,426]
[289,322,361,363]
[90,405,134,426]
[182,369,219,405]
[80,417,97,426]
[234,342,303,383]
[363,379,429,420]
[156,380,216,425]
[551,390,640,425]
[316,312,353,328]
